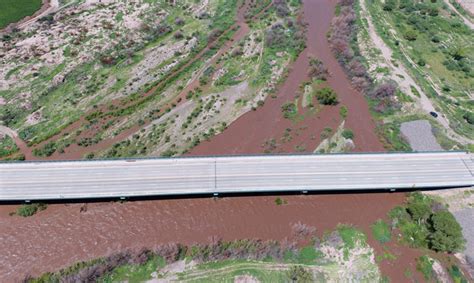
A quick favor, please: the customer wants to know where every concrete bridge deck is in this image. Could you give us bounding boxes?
[0,152,473,201]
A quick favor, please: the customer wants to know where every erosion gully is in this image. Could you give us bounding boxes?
[1,0,427,282]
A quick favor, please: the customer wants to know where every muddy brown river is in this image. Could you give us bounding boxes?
[0,193,419,282]
[191,0,384,155]
[0,0,422,282]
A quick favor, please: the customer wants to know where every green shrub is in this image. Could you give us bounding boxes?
[33,141,57,157]
[403,30,418,41]
[286,265,313,283]
[399,220,429,248]
[406,192,432,224]
[16,203,48,217]
[316,87,338,105]
[390,193,465,252]
[339,105,348,119]
[448,265,468,283]
[371,220,391,244]
[416,256,434,280]
[463,112,474,124]
[281,102,297,119]
[429,211,465,253]
[341,129,354,139]
[0,136,19,157]
[275,197,287,205]
[382,0,397,11]
[320,127,333,140]
[297,246,319,264]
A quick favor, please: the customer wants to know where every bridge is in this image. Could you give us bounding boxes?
[0,152,473,201]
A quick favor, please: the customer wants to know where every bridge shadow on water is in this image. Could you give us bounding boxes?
[1,185,470,205]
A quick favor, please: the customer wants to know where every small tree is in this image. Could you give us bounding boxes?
[404,30,418,41]
[383,0,397,11]
[429,211,465,253]
[308,57,328,80]
[287,265,313,282]
[463,111,474,124]
[341,129,354,139]
[407,200,432,225]
[316,87,338,105]
[450,46,467,61]
[406,193,432,223]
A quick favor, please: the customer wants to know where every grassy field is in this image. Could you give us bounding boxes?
[365,0,474,140]
[0,0,42,29]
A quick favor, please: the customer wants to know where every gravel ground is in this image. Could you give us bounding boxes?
[454,208,474,267]
[400,120,443,151]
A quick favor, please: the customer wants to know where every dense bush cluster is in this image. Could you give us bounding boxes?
[286,265,314,282]
[281,102,297,119]
[32,141,57,157]
[264,5,306,56]
[308,57,329,80]
[26,239,298,282]
[389,192,465,253]
[328,0,399,113]
[463,111,474,124]
[15,203,47,217]
[274,0,290,17]
[328,0,370,90]
[369,82,399,112]
[386,0,472,77]
[316,87,338,105]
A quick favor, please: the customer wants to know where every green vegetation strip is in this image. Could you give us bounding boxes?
[29,225,379,282]
[389,192,465,253]
[0,0,42,29]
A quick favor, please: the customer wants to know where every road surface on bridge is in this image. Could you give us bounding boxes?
[1,152,473,201]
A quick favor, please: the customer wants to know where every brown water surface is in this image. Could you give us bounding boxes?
[191,0,384,155]
[0,193,413,282]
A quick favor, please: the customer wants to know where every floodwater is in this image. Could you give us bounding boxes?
[0,0,424,282]
[0,193,414,282]
[191,0,384,155]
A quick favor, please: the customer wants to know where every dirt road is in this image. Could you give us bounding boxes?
[0,125,33,159]
[444,0,474,29]
[359,0,471,145]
